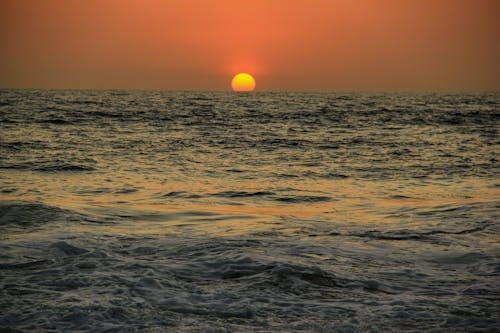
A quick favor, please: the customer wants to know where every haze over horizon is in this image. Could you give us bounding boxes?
[1,0,499,91]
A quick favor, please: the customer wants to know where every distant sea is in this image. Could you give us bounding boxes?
[0,90,499,332]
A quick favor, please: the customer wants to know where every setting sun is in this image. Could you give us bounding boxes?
[231,73,256,92]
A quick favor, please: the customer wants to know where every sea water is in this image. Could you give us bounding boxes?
[0,90,499,332]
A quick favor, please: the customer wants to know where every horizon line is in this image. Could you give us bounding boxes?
[1,87,499,94]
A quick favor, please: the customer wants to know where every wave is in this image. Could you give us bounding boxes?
[0,141,49,151]
[33,164,96,172]
[1,232,498,331]
[50,241,89,256]
[161,191,202,199]
[347,224,491,241]
[38,118,71,125]
[273,195,335,203]
[0,201,103,230]
[161,190,336,204]
[0,160,96,172]
[425,252,491,265]
[0,201,72,228]
[211,191,275,198]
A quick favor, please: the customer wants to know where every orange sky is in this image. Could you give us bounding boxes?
[1,0,499,91]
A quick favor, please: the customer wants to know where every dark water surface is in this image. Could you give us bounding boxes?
[0,90,499,332]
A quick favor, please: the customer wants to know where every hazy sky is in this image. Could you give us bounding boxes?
[1,0,499,91]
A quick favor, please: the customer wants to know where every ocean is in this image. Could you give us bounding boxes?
[0,89,498,332]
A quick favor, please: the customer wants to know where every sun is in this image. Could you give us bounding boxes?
[231,73,256,92]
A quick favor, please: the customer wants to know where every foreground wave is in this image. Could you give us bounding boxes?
[1,232,498,332]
